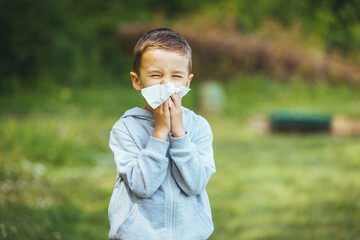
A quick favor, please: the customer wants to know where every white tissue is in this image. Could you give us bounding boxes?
[141,82,191,109]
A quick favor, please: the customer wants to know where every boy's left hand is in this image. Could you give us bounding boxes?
[170,93,186,138]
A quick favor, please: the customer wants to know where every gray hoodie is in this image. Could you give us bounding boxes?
[108,107,216,240]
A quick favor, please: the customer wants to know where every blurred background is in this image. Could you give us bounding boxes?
[1,0,360,239]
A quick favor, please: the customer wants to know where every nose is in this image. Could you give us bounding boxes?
[160,76,170,84]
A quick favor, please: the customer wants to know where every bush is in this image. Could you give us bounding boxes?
[117,22,360,84]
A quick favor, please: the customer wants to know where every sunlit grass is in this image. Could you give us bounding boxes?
[208,116,360,239]
[1,76,359,239]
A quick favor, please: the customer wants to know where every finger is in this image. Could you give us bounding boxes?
[155,103,161,114]
[169,97,174,108]
[170,93,181,107]
[163,99,169,111]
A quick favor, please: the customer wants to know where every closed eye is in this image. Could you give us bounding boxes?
[173,75,183,78]
[150,75,161,77]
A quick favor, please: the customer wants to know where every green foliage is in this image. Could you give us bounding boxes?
[210,0,360,53]
[0,0,70,91]
[1,0,360,93]
[224,75,360,118]
[0,0,147,92]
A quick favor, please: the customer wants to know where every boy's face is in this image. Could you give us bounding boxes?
[130,48,193,90]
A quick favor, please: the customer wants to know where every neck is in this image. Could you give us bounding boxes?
[143,101,153,113]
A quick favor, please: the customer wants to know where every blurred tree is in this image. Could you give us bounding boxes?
[314,0,360,53]
[0,0,71,91]
[230,0,360,53]
[0,0,359,93]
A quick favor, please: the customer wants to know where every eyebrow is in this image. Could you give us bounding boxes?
[172,71,185,75]
[147,70,162,74]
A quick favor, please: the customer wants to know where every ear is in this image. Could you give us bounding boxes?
[130,72,142,91]
[186,74,194,88]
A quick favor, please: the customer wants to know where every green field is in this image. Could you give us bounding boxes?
[1,76,359,239]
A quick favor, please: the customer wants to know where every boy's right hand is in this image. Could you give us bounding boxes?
[152,100,171,141]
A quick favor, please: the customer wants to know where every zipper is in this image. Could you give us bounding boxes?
[168,162,174,240]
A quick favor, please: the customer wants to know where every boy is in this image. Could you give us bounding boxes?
[108,28,216,240]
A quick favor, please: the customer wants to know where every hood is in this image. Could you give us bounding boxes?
[121,107,154,121]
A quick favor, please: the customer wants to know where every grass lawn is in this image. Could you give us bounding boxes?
[1,76,359,239]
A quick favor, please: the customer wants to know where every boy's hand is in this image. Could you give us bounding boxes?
[170,93,186,138]
[152,100,171,141]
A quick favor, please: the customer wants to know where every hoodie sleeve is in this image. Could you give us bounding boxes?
[109,123,169,199]
[169,117,216,196]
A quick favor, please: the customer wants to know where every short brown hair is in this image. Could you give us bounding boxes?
[133,28,192,75]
